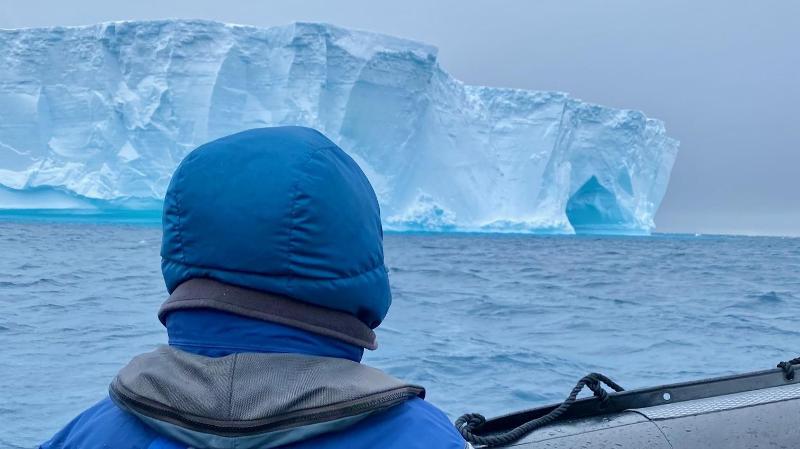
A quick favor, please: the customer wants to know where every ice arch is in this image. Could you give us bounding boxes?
[565,176,639,235]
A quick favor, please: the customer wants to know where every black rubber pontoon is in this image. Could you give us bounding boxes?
[458,362,800,448]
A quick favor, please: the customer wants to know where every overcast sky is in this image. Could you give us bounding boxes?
[1,0,797,236]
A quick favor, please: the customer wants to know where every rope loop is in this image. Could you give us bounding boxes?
[455,413,490,446]
[777,357,800,381]
[586,378,609,402]
[455,372,623,447]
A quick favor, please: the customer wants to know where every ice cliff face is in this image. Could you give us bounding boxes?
[0,20,678,234]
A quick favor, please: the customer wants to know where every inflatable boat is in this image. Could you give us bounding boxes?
[456,358,800,447]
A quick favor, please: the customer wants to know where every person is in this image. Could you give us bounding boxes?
[41,127,467,449]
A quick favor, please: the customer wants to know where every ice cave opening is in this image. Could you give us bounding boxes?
[565,176,637,235]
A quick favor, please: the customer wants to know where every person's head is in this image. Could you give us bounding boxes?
[157,126,390,350]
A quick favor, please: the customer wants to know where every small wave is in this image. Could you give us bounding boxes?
[581,281,616,289]
[1,278,66,288]
[746,291,792,303]
[22,302,68,312]
[510,388,550,402]
[633,339,698,352]
[16,263,40,270]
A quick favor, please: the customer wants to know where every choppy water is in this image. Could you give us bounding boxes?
[2,221,800,448]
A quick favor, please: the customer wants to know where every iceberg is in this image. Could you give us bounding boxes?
[0,20,678,234]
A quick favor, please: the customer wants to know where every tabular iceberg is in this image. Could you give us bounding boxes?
[0,20,678,234]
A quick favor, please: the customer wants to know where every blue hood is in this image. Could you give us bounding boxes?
[160,126,391,329]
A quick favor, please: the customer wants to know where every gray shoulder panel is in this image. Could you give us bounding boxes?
[110,346,423,437]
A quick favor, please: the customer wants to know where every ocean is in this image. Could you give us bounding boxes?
[2,219,799,448]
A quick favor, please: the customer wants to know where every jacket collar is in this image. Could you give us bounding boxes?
[165,309,364,362]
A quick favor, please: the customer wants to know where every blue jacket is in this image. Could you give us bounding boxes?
[41,310,467,449]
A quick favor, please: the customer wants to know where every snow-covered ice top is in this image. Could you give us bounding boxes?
[0,20,678,234]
